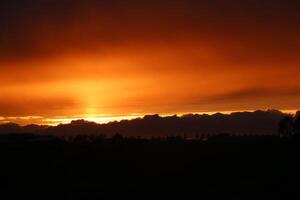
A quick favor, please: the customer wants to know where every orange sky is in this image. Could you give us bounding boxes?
[0,0,300,125]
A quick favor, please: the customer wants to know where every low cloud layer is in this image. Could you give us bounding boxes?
[0,110,291,137]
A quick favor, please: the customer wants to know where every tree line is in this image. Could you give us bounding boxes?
[278,112,300,137]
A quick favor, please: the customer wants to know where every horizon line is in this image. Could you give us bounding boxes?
[0,109,298,126]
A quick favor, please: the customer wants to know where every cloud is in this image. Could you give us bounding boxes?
[0,0,299,62]
[0,0,299,121]
[0,97,78,117]
[208,87,300,102]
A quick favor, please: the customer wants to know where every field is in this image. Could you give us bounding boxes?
[1,135,300,199]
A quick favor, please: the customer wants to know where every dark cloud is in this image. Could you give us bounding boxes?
[208,87,300,102]
[0,110,287,136]
[209,88,300,101]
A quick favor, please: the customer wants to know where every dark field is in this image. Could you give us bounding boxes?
[1,135,300,200]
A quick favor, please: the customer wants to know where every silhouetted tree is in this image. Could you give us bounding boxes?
[294,112,300,135]
[112,133,123,141]
[278,115,294,137]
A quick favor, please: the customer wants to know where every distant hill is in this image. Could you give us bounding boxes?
[0,110,291,137]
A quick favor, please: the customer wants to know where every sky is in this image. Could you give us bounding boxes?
[0,0,300,125]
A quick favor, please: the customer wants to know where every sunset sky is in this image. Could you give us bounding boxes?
[0,0,300,125]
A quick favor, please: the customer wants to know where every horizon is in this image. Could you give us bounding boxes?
[0,109,298,126]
